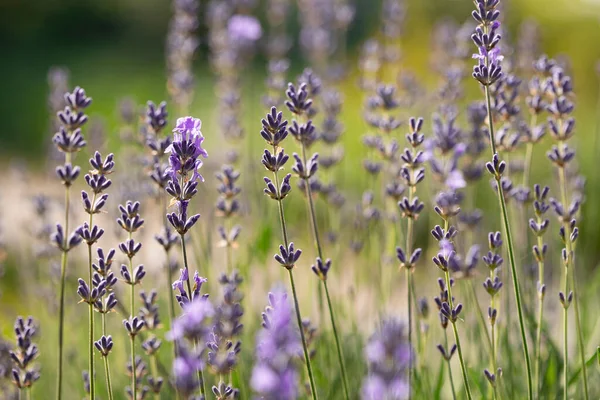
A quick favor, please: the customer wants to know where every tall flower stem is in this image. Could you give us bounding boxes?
[87,195,96,400]
[534,234,545,395]
[101,312,114,400]
[521,115,538,189]
[484,85,533,400]
[467,280,493,355]
[443,220,472,400]
[404,185,416,397]
[271,159,318,400]
[180,233,206,397]
[557,164,588,399]
[443,330,457,400]
[103,356,114,400]
[56,152,71,400]
[128,230,137,400]
[299,142,350,400]
[162,195,177,361]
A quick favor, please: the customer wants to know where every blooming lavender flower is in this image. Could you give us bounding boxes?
[164,117,207,238]
[10,317,40,391]
[362,318,411,400]
[169,297,215,397]
[251,289,301,400]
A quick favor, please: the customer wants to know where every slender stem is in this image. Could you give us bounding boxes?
[467,280,493,355]
[288,270,319,400]
[271,154,318,400]
[103,356,114,400]
[484,84,533,400]
[405,183,416,399]
[444,269,472,400]
[56,152,71,400]
[557,163,588,399]
[88,287,95,400]
[299,142,349,400]
[27,388,31,400]
[534,233,545,396]
[444,329,457,400]
[180,233,206,397]
[522,114,537,189]
[150,353,160,400]
[323,281,350,400]
[130,283,137,400]
[127,230,138,400]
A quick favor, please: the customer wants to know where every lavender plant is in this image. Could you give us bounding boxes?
[482,231,504,398]
[76,151,114,399]
[117,200,146,399]
[544,59,588,399]
[164,115,209,396]
[207,271,244,393]
[251,288,300,400]
[396,116,425,394]
[286,83,350,399]
[215,166,242,273]
[169,296,215,399]
[471,1,533,397]
[10,316,40,399]
[259,106,318,398]
[362,318,411,400]
[51,86,90,400]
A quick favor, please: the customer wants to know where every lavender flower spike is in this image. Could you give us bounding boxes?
[251,289,301,400]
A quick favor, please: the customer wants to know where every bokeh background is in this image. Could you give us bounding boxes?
[1,0,600,398]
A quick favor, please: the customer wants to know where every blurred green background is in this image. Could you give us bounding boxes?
[1,0,599,159]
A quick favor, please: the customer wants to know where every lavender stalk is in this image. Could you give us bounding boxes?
[77,151,114,400]
[260,106,318,399]
[51,86,90,399]
[544,60,588,399]
[471,1,533,397]
[117,200,146,400]
[164,116,210,397]
[286,83,349,399]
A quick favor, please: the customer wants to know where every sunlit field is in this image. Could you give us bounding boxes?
[1,0,600,399]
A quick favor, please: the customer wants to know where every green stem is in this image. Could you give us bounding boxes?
[180,233,206,397]
[56,153,71,400]
[467,280,493,355]
[444,268,472,400]
[299,142,349,400]
[130,281,137,400]
[521,114,537,189]
[534,234,545,396]
[405,183,416,399]
[323,281,350,399]
[484,84,533,400]
[150,353,160,400]
[558,164,588,400]
[288,270,319,400]
[103,356,114,400]
[271,157,318,400]
[444,329,457,400]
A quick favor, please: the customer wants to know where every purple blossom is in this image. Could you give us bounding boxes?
[251,289,300,400]
[228,15,263,43]
[362,318,412,400]
[165,116,208,182]
[168,297,214,342]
